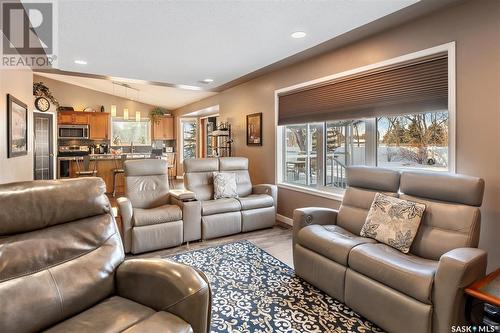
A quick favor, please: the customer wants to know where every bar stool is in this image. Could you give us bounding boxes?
[166,153,176,189]
[112,154,126,197]
[75,155,98,177]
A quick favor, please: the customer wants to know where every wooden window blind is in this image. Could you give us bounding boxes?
[278,55,448,125]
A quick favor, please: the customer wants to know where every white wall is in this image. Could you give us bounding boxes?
[0,68,34,184]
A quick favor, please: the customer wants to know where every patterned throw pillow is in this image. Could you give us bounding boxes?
[360,193,426,253]
[213,172,238,199]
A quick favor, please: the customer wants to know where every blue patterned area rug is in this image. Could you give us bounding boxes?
[167,241,384,333]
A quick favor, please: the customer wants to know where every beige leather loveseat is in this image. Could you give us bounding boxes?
[0,178,211,333]
[293,166,486,333]
[183,157,277,239]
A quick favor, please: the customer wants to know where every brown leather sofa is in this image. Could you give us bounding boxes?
[0,178,211,333]
[183,157,277,240]
[293,166,486,333]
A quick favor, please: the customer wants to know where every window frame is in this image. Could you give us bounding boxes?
[275,42,456,200]
[179,117,199,162]
[110,117,151,146]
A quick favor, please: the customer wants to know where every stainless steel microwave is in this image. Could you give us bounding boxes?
[58,125,89,139]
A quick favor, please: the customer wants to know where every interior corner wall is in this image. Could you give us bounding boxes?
[174,0,500,271]
[0,68,34,184]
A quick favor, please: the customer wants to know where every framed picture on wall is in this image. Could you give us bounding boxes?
[7,94,28,158]
[246,112,262,146]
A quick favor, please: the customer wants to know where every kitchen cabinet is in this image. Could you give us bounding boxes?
[152,116,175,140]
[57,111,89,125]
[89,113,109,139]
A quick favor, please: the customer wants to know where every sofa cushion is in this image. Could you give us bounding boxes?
[202,198,241,216]
[45,296,155,332]
[360,193,425,253]
[133,204,182,227]
[123,311,193,333]
[237,194,274,210]
[297,225,376,266]
[349,243,438,304]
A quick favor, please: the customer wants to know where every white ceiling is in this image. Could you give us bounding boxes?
[34,72,217,109]
[53,0,419,90]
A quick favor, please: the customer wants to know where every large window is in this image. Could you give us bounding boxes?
[111,119,151,146]
[281,111,449,194]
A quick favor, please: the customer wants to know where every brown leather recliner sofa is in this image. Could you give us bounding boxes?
[183,157,277,240]
[293,166,486,333]
[0,178,211,333]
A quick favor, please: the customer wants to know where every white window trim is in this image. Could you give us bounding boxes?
[275,42,456,199]
[110,117,151,146]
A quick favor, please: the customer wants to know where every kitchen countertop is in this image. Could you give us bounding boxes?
[58,153,174,161]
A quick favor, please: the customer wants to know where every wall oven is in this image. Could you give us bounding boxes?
[58,125,89,139]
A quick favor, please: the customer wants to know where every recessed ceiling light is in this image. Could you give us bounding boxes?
[74,60,87,65]
[199,78,214,84]
[291,31,307,39]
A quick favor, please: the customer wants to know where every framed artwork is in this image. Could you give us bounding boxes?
[246,112,262,146]
[7,94,28,158]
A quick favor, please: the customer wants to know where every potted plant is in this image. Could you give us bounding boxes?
[150,107,169,124]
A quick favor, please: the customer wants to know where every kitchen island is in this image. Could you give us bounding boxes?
[58,153,172,194]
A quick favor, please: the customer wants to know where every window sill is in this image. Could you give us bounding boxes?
[277,182,344,202]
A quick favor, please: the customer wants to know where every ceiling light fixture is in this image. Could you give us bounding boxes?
[291,31,307,39]
[74,59,87,65]
[199,78,214,84]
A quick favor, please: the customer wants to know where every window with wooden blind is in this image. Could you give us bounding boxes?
[276,45,454,198]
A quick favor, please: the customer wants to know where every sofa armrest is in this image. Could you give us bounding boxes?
[252,184,277,206]
[170,196,202,242]
[117,197,133,253]
[116,258,211,333]
[433,248,487,331]
[292,207,338,246]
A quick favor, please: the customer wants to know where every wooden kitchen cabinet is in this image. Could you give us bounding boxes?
[152,116,175,140]
[89,113,109,139]
[58,111,89,125]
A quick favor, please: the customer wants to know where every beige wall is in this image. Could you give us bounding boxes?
[33,75,159,119]
[175,0,500,270]
[0,68,34,184]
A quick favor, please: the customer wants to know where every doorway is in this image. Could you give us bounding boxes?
[33,112,54,180]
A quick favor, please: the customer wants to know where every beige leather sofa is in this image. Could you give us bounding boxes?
[118,159,188,254]
[293,166,486,333]
[184,157,277,240]
[0,178,211,333]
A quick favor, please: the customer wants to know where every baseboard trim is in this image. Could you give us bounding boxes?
[276,214,293,226]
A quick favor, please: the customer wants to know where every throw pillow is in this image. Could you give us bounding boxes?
[360,193,426,253]
[213,172,238,199]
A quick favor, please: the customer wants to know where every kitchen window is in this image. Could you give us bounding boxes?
[279,111,450,195]
[111,119,151,146]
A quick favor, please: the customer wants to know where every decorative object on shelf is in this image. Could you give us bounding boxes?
[33,82,59,109]
[83,107,95,112]
[57,106,74,112]
[100,105,105,113]
[7,94,28,158]
[246,112,262,146]
[34,96,50,112]
[150,106,169,124]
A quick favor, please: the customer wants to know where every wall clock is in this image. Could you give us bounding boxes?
[35,96,50,112]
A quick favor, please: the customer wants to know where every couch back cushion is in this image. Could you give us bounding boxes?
[219,157,252,197]
[0,178,124,332]
[125,159,169,209]
[337,167,400,235]
[400,171,484,260]
[184,158,219,201]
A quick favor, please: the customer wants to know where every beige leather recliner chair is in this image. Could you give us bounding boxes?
[118,159,193,254]
[183,157,277,240]
[0,178,211,333]
[293,166,486,333]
